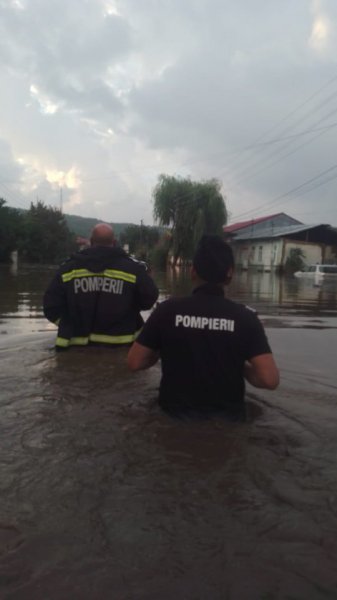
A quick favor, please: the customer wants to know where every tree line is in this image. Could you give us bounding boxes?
[0,175,227,267]
[0,199,76,264]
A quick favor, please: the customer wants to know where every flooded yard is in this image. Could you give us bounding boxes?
[0,265,337,599]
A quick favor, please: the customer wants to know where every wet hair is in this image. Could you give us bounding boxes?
[193,235,234,284]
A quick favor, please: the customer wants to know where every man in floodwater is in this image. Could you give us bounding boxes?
[43,223,159,350]
[128,235,279,418]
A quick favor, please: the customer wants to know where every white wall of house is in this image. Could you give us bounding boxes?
[234,239,283,270]
[250,240,283,271]
[324,245,337,262]
[233,238,327,270]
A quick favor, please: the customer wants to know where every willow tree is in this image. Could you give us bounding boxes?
[153,175,227,264]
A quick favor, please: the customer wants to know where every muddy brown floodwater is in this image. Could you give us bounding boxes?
[0,266,337,599]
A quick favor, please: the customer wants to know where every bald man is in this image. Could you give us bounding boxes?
[43,223,159,350]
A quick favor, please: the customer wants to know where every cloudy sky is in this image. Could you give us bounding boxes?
[1,0,337,225]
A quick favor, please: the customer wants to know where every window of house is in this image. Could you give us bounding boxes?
[258,246,263,261]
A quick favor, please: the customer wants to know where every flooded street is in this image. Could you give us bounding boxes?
[1,266,337,599]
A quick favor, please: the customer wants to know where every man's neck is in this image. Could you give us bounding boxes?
[193,278,225,293]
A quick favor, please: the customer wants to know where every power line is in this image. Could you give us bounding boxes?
[229,164,337,222]
[224,104,337,188]
[228,115,337,192]
[0,182,30,209]
[221,78,337,180]
[289,208,337,218]
[242,73,337,146]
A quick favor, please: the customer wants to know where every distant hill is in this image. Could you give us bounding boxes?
[15,206,155,240]
[64,213,134,239]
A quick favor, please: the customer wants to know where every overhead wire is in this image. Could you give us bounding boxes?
[227,112,337,192]
[223,101,337,188]
[229,164,337,222]
[237,73,337,146]
[0,182,30,210]
[221,79,337,181]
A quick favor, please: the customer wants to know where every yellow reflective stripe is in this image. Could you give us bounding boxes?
[70,337,89,346]
[62,269,136,284]
[56,336,89,347]
[56,336,70,347]
[55,331,141,347]
[89,332,138,345]
[104,269,136,283]
[61,269,89,282]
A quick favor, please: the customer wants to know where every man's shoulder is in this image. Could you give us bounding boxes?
[58,248,145,274]
[127,255,149,272]
[154,295,257,312]
[226,298,257,314]
[155,295,193,311]
[114,254,151,276]
[57,252,85,273]
[224,299,261,323]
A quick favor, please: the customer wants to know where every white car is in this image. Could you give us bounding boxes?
[294,264,337,278]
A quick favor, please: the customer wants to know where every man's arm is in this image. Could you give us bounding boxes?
[128,341,160,371]
[128,302,163,370]
[244,353,279,390]
[43,273,67,324]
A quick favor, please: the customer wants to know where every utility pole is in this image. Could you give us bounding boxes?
[59,186,63,213]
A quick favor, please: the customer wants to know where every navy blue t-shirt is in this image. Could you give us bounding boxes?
[137,283,271,416]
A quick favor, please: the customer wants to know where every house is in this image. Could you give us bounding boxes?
[223,212,337,271]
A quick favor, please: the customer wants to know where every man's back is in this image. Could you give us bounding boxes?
[136,282,271,416]
[44,244,159,349]
[128,234,279,415]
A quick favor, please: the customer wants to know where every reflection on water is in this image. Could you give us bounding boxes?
[160,268,337,315]
[0,265,56,336]
[1,265,336,337]
[1,329,337,599]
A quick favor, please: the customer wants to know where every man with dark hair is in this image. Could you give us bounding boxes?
[43,223,159,350]
[128,235,279,418]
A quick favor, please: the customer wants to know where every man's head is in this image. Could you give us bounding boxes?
[90,223,115,247]
[192,235,234,285]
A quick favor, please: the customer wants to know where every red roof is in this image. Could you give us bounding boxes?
[223,213,283,234]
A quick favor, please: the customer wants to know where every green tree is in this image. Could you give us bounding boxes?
[153,175,227,264]
[0,198,24,262]
[120,224,160,260]
[285,247,306,273]
[21,201,76,264]
[149,233,172,270]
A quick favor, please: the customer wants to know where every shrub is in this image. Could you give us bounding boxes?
[285,248,306,273]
